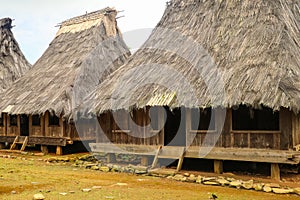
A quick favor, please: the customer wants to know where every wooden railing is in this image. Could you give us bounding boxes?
[230,130,281,149]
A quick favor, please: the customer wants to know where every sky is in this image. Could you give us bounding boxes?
[0,0,167,64]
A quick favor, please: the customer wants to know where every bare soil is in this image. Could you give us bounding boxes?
[0,152,299,200]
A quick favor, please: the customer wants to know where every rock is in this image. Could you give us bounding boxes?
[111,165,121,172]
[196,176,203,183]
[116,183,128,186]
[167,176,173,179]
[31,182,39,185]
[173,174,185,181]
[187,174,196,182]
[203,177,216,182]
[294,188,300,195]
[33,193,45,200]
[135,170,147,175]
[272,188,293,194]
[59,193,68,196]
[263,186,272,193]
[183,173,190,177]
[82,188,92,192]
[265,183,280,188]
[253,183,264,191]
[100,166,110,172]
[91,166,99,170]
[217,178,230,186]
[203,181,220,186]
[69,191,75,194]
[11,191,17,194]
[242,180,254,190]
[180,177,187,182]
[92,186,102,189]
[230,181,242,189]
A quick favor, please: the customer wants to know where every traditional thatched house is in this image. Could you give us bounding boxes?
[0,18,31,92]
[0,8,130,154]
[82,0,300,179]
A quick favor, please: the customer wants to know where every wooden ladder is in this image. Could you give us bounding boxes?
[10,136,29,151]
[151,146,186,172]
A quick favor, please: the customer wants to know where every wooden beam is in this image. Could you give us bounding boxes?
[151,145,162,169]
[176,147,185,172]
[214,160,223,174]
[271,163,280,180]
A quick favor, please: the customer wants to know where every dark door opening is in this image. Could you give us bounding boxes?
[164,107,186,146]
[20,115,29,136]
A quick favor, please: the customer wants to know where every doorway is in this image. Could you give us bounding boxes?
[20,115,29,136]
[164,107,186,146]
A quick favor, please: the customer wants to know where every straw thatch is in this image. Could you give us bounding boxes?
[0,8,130,117]
[0,18,31,92]
[82,0,300,115]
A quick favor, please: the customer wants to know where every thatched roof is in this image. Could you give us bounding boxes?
[0,18,31,92]
[82,0,300,115]
[0,8,130,117]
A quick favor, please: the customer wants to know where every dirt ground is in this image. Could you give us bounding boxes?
[0,152,299,200]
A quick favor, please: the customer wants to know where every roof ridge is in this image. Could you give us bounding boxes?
[59,7,116,27]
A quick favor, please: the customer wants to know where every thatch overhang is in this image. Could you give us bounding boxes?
[0,18,31,92]
[0,8,130,117]
[81,0,300,115]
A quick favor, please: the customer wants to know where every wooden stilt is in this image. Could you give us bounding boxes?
[41,145,48,154]
[56,146,63,155]
[107,153,116,163]
[141,156,149,166]
[271,163,280,180]
[214,160,223,174]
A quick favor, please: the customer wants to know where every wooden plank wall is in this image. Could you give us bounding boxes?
[0,114,7,136]
[292,113,300,147]
[6,115,20,136]
[98,108,164,146]
[280,108,292,150]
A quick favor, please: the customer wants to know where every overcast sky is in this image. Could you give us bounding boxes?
[0,0,167,64]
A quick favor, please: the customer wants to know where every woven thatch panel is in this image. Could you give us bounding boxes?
[83,0,300,115]
[0,8,130,117]
[0,18,31,92]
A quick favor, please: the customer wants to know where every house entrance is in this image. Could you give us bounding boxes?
[164,107,186,146]
[20,115,29,136]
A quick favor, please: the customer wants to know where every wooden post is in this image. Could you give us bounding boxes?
[4,114,7,136]
[41,145,48,154]
[186,108,191,147]
[107,153,116,163]
[158,107,165,146]
[29,115,33,136]
[280,108,292,150]
[271,163,280,180]
[41,115,45,136]
[17,115,21,136]
[59,116,64,137]
[56,146,63,155]
[141,156,149,166]
[214,160,223,174]
[45,112,49,137]
[292,113,300,148]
